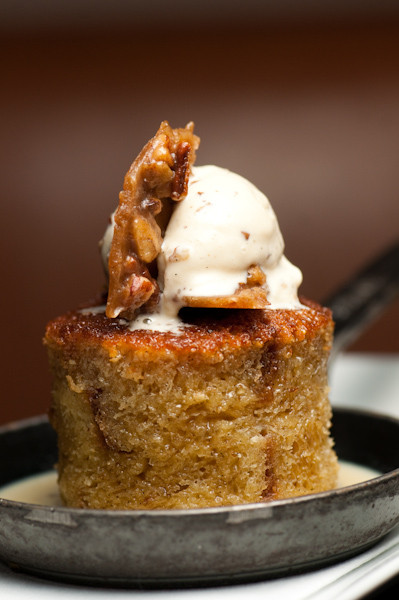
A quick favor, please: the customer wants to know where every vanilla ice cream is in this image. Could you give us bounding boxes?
[101,165,303,332]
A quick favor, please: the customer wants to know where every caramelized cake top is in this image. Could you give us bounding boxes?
[45,298,332,360]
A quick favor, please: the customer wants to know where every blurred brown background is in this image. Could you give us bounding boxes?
[1,2,398,425]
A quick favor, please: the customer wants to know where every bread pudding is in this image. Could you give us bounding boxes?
[44,121,338,509]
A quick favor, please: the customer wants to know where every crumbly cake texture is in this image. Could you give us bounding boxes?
[44,299,338,510]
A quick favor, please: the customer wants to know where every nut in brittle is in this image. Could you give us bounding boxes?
[106,121,199,320]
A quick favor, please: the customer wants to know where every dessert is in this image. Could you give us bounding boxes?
[44,121,338,509]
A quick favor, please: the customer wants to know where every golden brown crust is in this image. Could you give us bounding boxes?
[106,121,200,321]
[45,298,333,360]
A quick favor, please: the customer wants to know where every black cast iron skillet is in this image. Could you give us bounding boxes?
[0,241,398,587]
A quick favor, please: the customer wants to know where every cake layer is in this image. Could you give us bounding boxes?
[44,300,337,509]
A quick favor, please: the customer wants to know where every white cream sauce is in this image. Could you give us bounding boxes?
[337,461,381,488]
[0,461,382,507]
[0,471,62,506]
[128,306,186,334]
[79,305,107,315]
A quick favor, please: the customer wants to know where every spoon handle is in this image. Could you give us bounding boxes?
[323,241,399,358]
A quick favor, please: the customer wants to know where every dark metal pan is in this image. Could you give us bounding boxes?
[0,242,398,587]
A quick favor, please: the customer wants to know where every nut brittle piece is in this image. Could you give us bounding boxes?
[106,121,199,320]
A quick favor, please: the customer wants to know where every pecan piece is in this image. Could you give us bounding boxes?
[106,121,199,319]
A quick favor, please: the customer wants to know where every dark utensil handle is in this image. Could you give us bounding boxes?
[323,240,399,358]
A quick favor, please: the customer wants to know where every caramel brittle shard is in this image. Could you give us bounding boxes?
[106,121,200,320]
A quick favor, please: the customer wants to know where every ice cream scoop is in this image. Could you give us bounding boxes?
[158,165,303,316]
